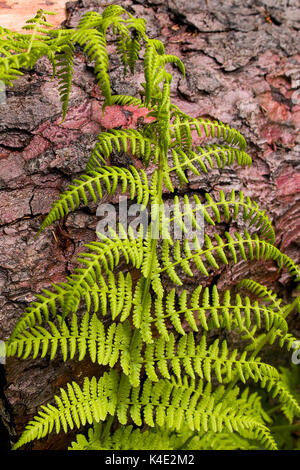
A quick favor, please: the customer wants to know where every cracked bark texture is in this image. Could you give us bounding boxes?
[0,0,299,450]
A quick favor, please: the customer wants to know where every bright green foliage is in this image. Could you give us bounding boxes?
[3,6,300,451]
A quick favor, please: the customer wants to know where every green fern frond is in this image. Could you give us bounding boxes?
[169,145,251,183]
[143,39,164,107]
[237,283,300,356]
[101,5,129,33]
[38,166,151,233]
[276,366,300,423]
[71,28,110,103]
[7,270,134,341]
[142,333,283,389]
[77,11,103,30]
[125,32,143,75]
[9,235,293,347]
[237,278,285,316]
[161,54,185,77]
[170,107,247,151]
[0,11,64,86]
[6,314,132,364]
[168,190,275,243]
[184,429,259,450]
[8,283,68,341]
[113,11,146,76]
[21,9,56,54]
[69,423,173,450]
[12,371,277,450]
[70,6,146,104]
[7,287,291,380]
[5,5,300,452]
[54,40,75,122]
[62,225,145,317]
[261,376,300,421]
[103,94,146,110]
[152,285,289,342]
[0,45,49,85]
[160,231,300,284]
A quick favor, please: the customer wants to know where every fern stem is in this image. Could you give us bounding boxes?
[140,148,166,308]
[269,422,300,433]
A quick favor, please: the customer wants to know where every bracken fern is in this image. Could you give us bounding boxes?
[2,6,300,451]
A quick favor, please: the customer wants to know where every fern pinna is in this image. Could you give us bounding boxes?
[2,6,300,451]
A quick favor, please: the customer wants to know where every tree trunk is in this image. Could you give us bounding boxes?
[0,0,299,450]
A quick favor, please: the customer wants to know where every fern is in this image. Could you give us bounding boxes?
[68,423,175,450]
[7,315,292,399]
[12,371,278,451]
[3,5,300,451]
[54,40,75,122]
[38,165,151,233]
[0,10,62,85]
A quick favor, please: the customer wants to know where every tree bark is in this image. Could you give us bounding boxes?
[0,0,299,450]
